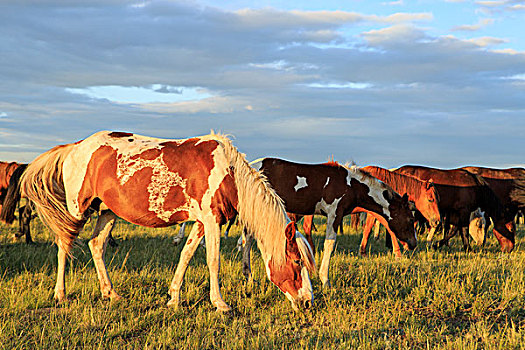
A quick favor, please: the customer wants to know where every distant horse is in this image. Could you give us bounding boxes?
[0,162,33,243]
[460,166,525,243]
[242,158,416,288]
[20,131,315,311]
[394,165,513,252]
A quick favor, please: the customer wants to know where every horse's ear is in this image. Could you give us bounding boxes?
[285,222,296,242]
[402,193,409,202]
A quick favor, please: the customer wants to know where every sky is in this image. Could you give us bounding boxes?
[1,0,524,168]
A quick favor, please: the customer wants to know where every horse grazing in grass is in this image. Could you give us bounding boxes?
[357,166,441,256]
[20,131,315,311]
[394,165,513,252]
[243,158,416,288]
[0,162,33,243]
[460,166,525,243]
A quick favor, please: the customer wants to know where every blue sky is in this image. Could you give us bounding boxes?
[1,0,524,168]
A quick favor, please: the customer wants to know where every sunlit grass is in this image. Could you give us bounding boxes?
[1,216,525,349]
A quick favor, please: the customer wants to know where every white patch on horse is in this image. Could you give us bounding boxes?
[314,196,343,239]
[324,177,330,188]
[366,185,391,220]
[345,167,391,220]
[294,176,308,191]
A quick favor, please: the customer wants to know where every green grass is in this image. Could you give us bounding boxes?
[2,216,525,349]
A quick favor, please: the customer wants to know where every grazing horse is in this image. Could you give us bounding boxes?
[0,162,33,243]
[20,131,315,311]
[243,158,416,288]
[460,166,525,242]
[394,165,513,252]
[357,166,441,256]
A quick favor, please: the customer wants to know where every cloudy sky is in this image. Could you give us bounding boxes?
[1,0,524,168]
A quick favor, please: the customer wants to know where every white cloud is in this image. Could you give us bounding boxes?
[452,18,494,31]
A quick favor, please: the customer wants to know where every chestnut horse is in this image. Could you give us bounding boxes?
[20,131,315,311]
[0,162,33,243]
[394,165,513,252]
[358,166,441,256]
[242,158,416,288]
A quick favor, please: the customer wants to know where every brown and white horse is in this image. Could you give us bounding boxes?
[243,158,416,288]
[0,161,33,243]
[20,131,315,311]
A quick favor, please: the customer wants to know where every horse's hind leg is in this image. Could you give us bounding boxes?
[21,203,33,244]
[88,210,120,300]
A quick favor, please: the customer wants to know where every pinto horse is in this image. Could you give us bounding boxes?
[20,131,315,311]
[358,166,441,256]
[243,158,416,288]
[394,165,513,252]
[0,162,33,243]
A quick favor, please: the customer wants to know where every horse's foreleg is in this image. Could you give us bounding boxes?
[386,229,403,258]
[373,220,381,240]
[360,215,376,257]
[241,228,254,282]
[460,226,470,251]
[54,242,68,302]
[168,221,204,308]
[319,213,341,288]
[88,210,120,300]
[203,219,231,312]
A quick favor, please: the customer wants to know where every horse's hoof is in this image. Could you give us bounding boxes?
[215,303,232,312]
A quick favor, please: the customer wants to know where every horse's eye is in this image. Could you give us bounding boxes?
[294,259,302,266]
[428,198,434,203]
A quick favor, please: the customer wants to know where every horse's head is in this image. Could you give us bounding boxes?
[415,179,441,227]
[386,192,417,250]
[469,208,486,246]
[267,222,315,310]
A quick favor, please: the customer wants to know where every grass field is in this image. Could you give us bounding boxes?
[1,216,525,349]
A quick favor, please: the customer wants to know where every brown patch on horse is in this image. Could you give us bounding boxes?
[108,131,134,138]
[322,160,340,167]
[161,139,219,204]
[211,174,238,226]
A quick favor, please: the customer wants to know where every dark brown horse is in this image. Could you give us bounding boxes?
[460,166,525,240]
[243,158,416,288]
[19,131,315,311]
[394,165,513,252]
[0,162,33,243]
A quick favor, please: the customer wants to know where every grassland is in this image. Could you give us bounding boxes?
[1,215,525,349]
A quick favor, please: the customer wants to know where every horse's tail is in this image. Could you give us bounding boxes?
[0,164,27,224]
[20,144,86,255]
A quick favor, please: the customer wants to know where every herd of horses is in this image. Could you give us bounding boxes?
[1,131,524,311]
